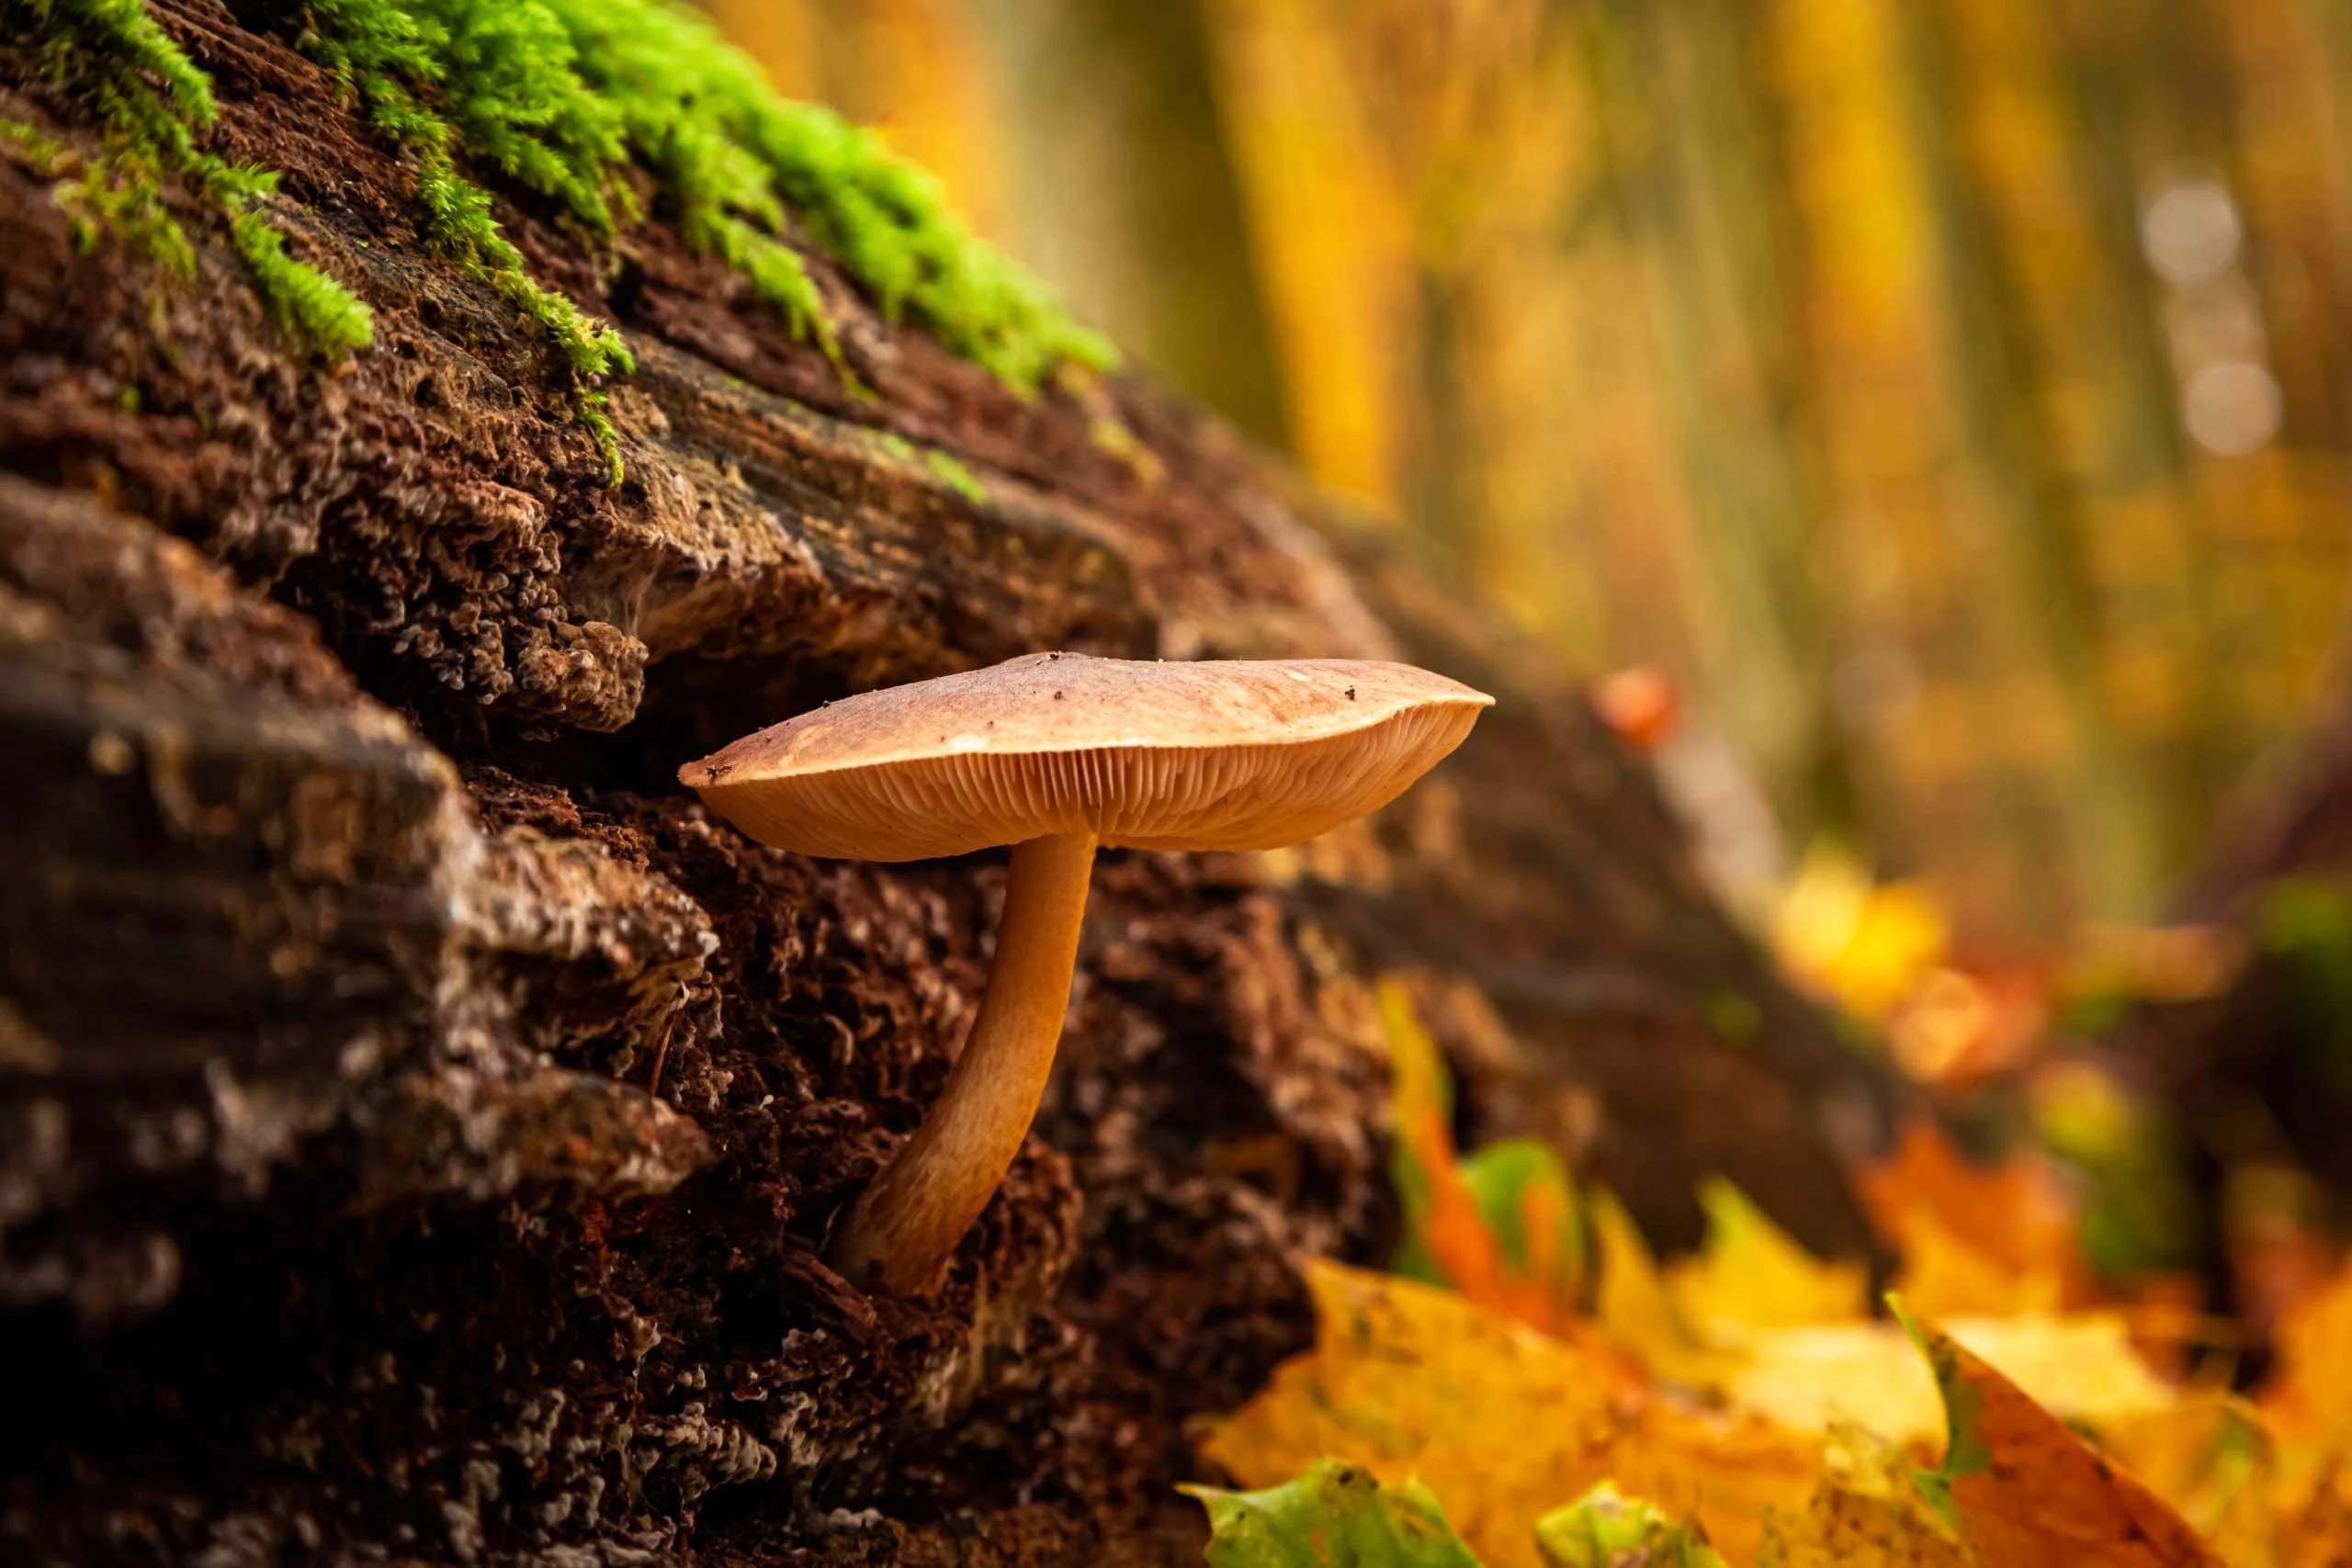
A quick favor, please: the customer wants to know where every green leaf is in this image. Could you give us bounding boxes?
[1183,1459,1487,1567]
[1533,1484,1728,1568]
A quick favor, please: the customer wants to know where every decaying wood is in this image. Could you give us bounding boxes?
[2095,686,2352,1281]
[1,5,1897,1562]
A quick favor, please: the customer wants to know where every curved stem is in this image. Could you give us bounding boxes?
[827,831,1098,1295]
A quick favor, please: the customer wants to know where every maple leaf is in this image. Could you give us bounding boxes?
[1668,1177,1870,1334]
[1589,1187,1747,1392]
[1888,1204,2067,1318]
[1898,1303,2227,1565]
[1858,1118,2081,1294]
[1184,1459,1487,1567]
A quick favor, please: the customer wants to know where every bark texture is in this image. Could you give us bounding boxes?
[1,6,1896,1562]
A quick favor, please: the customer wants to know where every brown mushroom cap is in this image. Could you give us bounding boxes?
[679,652,1493,861]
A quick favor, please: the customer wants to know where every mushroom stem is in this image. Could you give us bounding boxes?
[827,830,1098,1294]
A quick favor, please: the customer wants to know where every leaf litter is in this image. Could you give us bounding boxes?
[1184,983,2352,1567]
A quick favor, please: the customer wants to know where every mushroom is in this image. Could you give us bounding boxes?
[678,651,1493,1295]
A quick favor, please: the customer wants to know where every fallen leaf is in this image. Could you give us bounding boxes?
[1591,1189,1744,1392]
[1757,1422,1971,1567]
[1385,980,1578,1334]
[2261,1254,2352,1453]
[1535,1483,1725,1568]
[1183,1458,1486,1567]
[1858,1118,2080,1292]
[1668,1177,1870,1334]
[1728,1311,2174,1442]
[1195,1260,1815,1568]
[2103,1395,2281,1568]
[1888,1202,2066,1318]
[1899,1303,2227,1565]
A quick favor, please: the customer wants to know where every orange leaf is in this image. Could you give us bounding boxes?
[2262,1255,2352,1453]
[1384,979,1577,1334]
[1860,1118,2080,1296]
[1901,1304,2226,1566]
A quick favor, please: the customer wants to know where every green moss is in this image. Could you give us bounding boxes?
[923,448,987,504]
[8,0,370,355]
[550,0,1114,390]
[292,0,1113,393]
[0,115,72,166]
[18,0,1114,485]
[298,0,631,481]
[210,162,374,355]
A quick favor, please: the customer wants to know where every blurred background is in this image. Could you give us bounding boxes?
[709,0,2352,956]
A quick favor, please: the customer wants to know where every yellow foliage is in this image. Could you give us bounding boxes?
[1757,1423,1971,1567]
[1668,1178,1871,1335]
[1728,1313,2174,1443]
[1383,979,1580,1335]
[1887,1203,2067,1318]
[1195,1260,1817,1568]
[1770,845,1949,1021]
[1590,1188,1744,1393]
[2262,1255,2352,1454]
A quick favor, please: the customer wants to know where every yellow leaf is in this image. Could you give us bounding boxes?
[1668,1177,1871,1333]
[1901,1305,2227,1566]
[1194,1259,1815,1568]
[2103,1395,2282,1568]
[1771,844,1948,1021]
[1758,1422,1971,1567]
[2261,1256,2352,1454]
[1590,1189,1744,1393]
[1731,1312,2176,1443]
[1891,1202,2067,1318]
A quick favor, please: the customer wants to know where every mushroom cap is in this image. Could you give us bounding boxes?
[679,652,1493,861]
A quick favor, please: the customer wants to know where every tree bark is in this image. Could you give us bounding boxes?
[0,5,1896,1561]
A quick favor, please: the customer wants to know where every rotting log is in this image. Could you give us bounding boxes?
[1,5,1898,1562]
[2089,690,2352,1297]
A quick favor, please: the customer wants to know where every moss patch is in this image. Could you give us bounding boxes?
[8,0,372,356]
[308,0,1118,392]
[17,0,1115,486]
[923,448,988,504]
[300,0,637,481]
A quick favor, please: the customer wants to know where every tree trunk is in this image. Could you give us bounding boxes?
[0,5,1895,1561]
